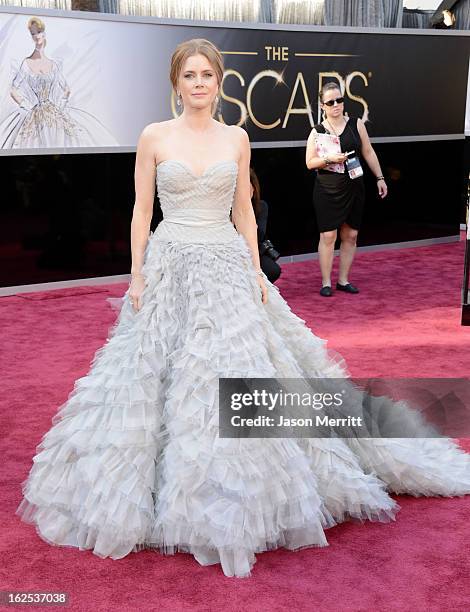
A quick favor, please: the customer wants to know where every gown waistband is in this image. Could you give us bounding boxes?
[152,218,239,244]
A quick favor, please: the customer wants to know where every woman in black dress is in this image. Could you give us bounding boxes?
[306,82,388,297]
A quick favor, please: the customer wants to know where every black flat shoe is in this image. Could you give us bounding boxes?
[336,282,359,294]
[320,286,333,297]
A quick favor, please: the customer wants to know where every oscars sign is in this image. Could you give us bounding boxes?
[171,45,373,136]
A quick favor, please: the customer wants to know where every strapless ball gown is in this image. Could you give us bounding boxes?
[16,159,470,578]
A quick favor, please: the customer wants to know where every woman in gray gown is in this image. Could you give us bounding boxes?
[16,38,470,579]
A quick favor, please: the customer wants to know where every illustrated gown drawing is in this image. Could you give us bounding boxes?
[16,159,470,578]
[0,59,117,149]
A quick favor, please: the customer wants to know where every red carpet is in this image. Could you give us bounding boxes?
[1,241,469,611]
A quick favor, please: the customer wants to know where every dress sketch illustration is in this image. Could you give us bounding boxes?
[0,57,117,149]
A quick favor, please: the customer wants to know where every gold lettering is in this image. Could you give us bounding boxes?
[219,69,247,126]
[247,70,282,129]
[282,72,313,128]
[170,68,372,131]
[346,71,369,122]
[264,46,289,61]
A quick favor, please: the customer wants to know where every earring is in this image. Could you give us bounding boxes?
[213,94,222,116]
[176,93,182,107]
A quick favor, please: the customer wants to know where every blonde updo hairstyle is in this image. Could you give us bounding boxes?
[170,38,224,116]
[28,17,45,34]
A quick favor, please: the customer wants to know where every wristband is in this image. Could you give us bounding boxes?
[376,175,384,181]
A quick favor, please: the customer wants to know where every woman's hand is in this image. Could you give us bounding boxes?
[58,95,69,110]
[377,179,388,199]
[329,153,348,164]
[129,273,146,312]
[19,98,34,111]
[257,274,268,304]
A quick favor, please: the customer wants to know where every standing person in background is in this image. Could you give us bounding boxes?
[306,82,388,297]
[250,168,281,283]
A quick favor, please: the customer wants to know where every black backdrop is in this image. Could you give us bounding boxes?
[217,27,469,141]
[0,138,467,287]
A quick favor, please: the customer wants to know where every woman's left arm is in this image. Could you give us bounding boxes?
[357,118,388,199]
[231,125,268,304]
[55,60,71,106]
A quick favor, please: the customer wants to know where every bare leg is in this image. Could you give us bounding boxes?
[338,223,358,285]
[318,230,337,287]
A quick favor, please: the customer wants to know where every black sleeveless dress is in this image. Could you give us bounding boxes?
[312,117,365,233]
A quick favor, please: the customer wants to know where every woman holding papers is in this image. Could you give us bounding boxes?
[306,82,387,297]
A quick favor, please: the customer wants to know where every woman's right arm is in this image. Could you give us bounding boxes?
[305,129,346,169]
[129,125,157,311]
[10,62,31,109]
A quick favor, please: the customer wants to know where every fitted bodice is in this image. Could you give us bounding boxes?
[153,159,240,243]
[15,61,62,105]
[26,71,56,103]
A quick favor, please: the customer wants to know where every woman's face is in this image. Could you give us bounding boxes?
[30,26,46,48]
[178,53,219,111]
[322,88,343,120]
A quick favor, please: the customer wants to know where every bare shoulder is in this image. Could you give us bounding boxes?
[139,119,175,140]
[307,126,319,139]
[225,124,249,161]
[137,120,177,163]
[226,123,249,144]
[356,117,367,131]
[356,117,370,136]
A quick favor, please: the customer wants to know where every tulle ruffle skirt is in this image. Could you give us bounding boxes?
[16,232,470,577]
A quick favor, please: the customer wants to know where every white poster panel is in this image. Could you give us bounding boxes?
[0,11,176,151]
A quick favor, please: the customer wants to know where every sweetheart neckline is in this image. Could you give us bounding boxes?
[156,159,238,179]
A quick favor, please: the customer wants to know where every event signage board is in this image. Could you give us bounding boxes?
[0,7,468,153]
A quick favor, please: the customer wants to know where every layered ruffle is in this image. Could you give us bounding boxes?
[16,231,470,578]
